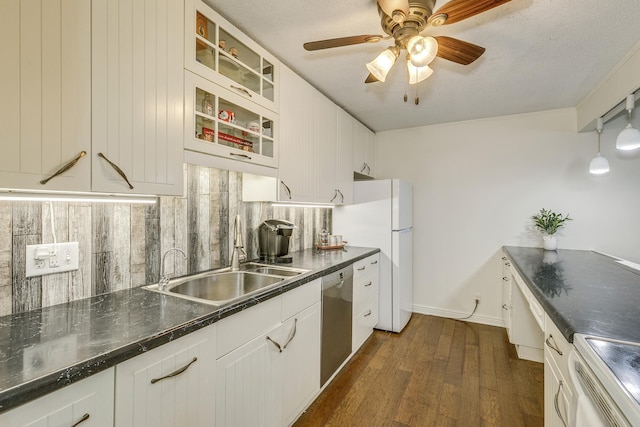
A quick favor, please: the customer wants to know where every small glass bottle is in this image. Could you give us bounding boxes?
[201,93,213,116]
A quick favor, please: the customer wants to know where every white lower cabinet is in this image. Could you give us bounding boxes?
[114,325,217,427]
[0,368,114,427]
[545,349,573,427]
[352,254,380,351]
[215,279,321,427]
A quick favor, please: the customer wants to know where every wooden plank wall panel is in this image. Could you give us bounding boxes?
[1,166,331,313]
[41,202,70,307]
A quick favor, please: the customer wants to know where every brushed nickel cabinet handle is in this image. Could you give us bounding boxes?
[554,380,568,427]
[97,153,134,189]
[337,189,344,203]
[502,276,509,281]
[360,163,367,173]
[364,281,372,287]
[357,266,366,271]
[330,189,339,203]
[230,152,252,160]
[280,180,292,200]
[150,357,198,384]
[502,304,509,310]
[502,256,507,260]
[545,334,563,356]
[505,262,511,267]
[371,260,378,265]
[70,413,90,427]
[266,336,283,353]
[364,310,372,317]
[230,84,252,97]
[40,151,87,185]
[283,318,298,349]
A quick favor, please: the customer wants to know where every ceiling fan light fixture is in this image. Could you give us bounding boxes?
[407,61,433,84]
[616,94,640,151]
[407,36,438,67]
[366,46,399,82]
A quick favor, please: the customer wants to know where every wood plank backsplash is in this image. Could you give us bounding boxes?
[0,164,331,316]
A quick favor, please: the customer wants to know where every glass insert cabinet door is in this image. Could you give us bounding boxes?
[184,71,278,168]
[187,0,277,111]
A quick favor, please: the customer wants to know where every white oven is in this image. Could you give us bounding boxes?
[570,334,640,427]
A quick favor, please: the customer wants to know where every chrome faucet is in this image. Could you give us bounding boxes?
[230,215,247,271]
[159,247,187,291]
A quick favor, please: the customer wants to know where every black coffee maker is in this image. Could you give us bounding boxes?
[258,219,296,263]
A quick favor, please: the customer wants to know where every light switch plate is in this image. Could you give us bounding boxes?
[26,242,79,277]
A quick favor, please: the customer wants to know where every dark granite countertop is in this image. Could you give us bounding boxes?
[503,246,640,343]
[0,246,378,414]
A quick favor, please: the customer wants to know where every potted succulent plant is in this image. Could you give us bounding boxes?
[531,208,572,250]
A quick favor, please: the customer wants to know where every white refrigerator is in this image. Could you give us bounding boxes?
[333,179,413,333]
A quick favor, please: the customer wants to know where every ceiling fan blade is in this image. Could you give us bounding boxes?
[377,0,409,19]
[428,0,511,26]
[303,35,383,51]
[434,36,486,65]
[365,73,380,83]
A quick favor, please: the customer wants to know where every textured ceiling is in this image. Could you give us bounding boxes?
[208,0,640,132]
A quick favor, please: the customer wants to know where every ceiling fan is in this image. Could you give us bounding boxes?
[303,0,511,89]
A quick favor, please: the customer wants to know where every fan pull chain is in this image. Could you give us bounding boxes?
[415,83,419,105]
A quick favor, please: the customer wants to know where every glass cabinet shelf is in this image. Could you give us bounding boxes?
[187,0,278,112]
[185,71,278,169]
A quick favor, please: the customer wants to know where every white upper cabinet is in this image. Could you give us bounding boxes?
[185,0,279,113]
[277,65,319,202]
[91,0,184,195]
[353,120,376,178]
[335,108,355,204]
[0,0,91,192]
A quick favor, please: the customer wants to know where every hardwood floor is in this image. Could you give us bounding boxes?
[294,314,544,427]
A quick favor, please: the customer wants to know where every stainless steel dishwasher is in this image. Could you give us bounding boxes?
[321,265,353,386]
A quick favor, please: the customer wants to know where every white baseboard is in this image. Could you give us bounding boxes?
[412,303,505,328]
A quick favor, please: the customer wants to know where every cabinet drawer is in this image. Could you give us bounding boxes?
[282,278,321,321]
[353,254,379,280]
[544,313,572,381]
[217,296,282,358]
[352,302,378,352]
[353,275,378,315]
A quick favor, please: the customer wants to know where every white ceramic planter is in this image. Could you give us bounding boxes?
[542,234,557,251]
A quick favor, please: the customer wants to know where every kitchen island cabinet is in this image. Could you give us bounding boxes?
[0,368,114,427]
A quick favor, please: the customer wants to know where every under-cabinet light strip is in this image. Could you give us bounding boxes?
[272,203,334,209]
[0,191,157,204]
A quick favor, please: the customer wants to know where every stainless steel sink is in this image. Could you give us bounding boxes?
[144,264,309,306]
[168,272,283,303]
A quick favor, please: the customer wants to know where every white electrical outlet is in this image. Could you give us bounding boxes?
[25,242,79,277]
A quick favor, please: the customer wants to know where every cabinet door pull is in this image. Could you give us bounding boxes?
[505,262,511,267]
[230,152,252,160]
[40,151,87,185]
[230,84,252,97]
[266,336,283,353]
[357,266,366,271]
[337,189,344,203]
[370,260,378,265]
[501,256,507,260]
[330,189,339,203]
[280,180,292,199]
[364,281,372,287]
[502,304,509,310]
[554,380,568,427]
[502,276,509,281]
[150,357,198,384]
[545,334,563,356]
[364,310,372,317]
[360,163,371,175]
[283,318,298,349]
[97,153,134,189]
[70,413,90,427]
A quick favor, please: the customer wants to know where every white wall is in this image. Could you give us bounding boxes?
[375,108,640,326]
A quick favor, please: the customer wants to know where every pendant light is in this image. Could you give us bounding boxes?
[589,117,610,175]
[616,94,640,151]
[366,46,400,82]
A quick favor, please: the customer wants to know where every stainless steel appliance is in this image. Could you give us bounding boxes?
[258,219,295,263]
[570,334,640,427]
[320,266,353,386]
